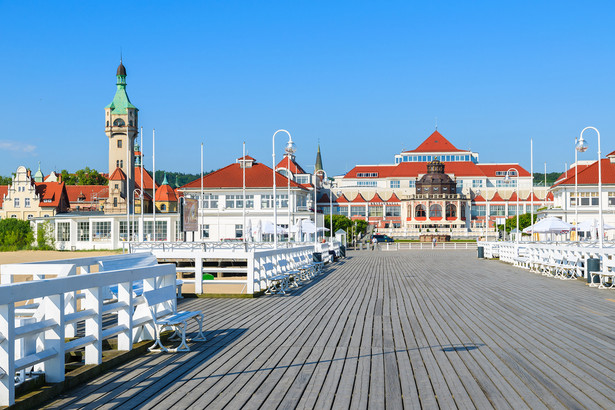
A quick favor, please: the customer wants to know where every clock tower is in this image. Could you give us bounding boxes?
[104,60,138,214]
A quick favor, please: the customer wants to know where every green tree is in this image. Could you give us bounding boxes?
[324,214,353,237]
[0,219,34,251]
[497,213,537,234]
[61,168,107,185]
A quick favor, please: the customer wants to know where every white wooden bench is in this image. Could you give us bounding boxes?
[100,253,184,298]
[278,259,301,288]
[142,286,205,352]
[263,262,290,295]
[596,257,615,290]
[293,255,316,281]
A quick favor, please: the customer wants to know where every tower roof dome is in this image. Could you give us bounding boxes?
[117,61,127,76]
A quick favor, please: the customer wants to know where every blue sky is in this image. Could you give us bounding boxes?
[1,1,614,178]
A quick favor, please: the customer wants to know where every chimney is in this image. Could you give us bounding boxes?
[27,169,31,178]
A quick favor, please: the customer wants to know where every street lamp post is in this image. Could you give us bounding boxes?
[314,169,328,246]
[272,129,292,249]
[574,135,587,242]
[285,137,296,242]
[132,188,142,241]
[577,127,603,251]
[505,168,520,244]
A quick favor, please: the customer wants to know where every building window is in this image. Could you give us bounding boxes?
[114,197,118,207]
[415,205,426,218]
[57,222,70,241]
[113,118,125,127]
[446,203,457,218]
[295,175,310,184]
[429,204,442,218]
[472,180,483,188]
[201,224,210,239]
[508,204,518,215]
[496,180,517,187]
[350,206,366,217]
[357,181,377,187]
[490,205,505,216]
[472,205,486,217]
[385,206,401,217]
[144,220,167,241]
[297,195,307,209]
[117,139,122,148]
[175,220,182,241]
[261,194,274,209]
[161,204,167,211]
[27,215,33,219]
[408,181,416,188]
[119,221,138,241]
[609,192,615,207]
[356,172,379,178]
[93,221,112,241]
[235,224,243,238]
[201,194,219,209]
[389,181,400,189]
[25,198,30,208]
[226,194,253,209]
[77,222,90,241]
[14,198,19,207]
[368,206,383,217]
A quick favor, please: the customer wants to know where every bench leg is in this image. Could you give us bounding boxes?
[172,323,190,352]
[148,325,169,353]
[190,314,207,342]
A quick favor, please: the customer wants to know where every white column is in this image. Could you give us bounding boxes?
[0,303,15,406]
[43,293,65,382]
[84,287,102,365]
[117,281,134,350]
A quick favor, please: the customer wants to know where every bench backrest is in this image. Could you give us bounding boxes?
[143,286,177,319]
[99,253,158,272]
[278,260,288,271]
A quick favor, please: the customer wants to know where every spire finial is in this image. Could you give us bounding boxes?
[435,117,438,130]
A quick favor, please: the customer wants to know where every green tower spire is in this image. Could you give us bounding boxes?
[105,60,137,114]
[162,172,169,186]
[33,161,44,183]
[315,144,323,172]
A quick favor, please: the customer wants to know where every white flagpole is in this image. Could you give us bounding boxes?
[243,141,246,243]
[126,126,130,242]
[152,128,156,241]
[140,126,144,241]
[530,138,533,234]
[201,142,204,241]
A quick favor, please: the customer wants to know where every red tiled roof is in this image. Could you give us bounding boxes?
[490,192,505,202]
[404,130,464,153]
[65,185,109,202]
[473,194,486,202]
[155,184,178,202]
[345,161,487,179]
[237,155,255,161]
[546,192,554,200]
[387,193,401,202]
[134,167,158,190]
[0,185,8,208]
[335,194,349,203]
[369,193,385,203]
[476,164,531,178]
[508,192,518,201]
[35,182,67,208]
[318,193,331,203]
[552,158,615,186]
[276,157,307,174]
[524,193,542,202]
[608,150,615,157]
[109,167,126,181]
[351,193,367,203]
[180,160,307,190]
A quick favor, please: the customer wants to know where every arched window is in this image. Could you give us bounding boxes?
[415,204,426,218]
[161,204,167,211]
[446,203,456,218]
[429,204,442,218]
[113,118,125,127]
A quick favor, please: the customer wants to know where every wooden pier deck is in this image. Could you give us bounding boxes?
[44,250,615,409]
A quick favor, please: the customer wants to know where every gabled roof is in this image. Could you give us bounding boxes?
[476,164,531,177]
[351,193,367,203]
[35,182,67,208]
[276,156,307,174]
[472,194,486,202]
[369,193,385,203]
[552,158,615,187]
[387,193,401,202]
[0,185,8,208]
[317,193,331,204]
[134,167,157,190]
[508,192,518,201]
[109,167,126,181]
[180,159,307,190]
[65,185,109,202]
[238,155,255,161]
[525,193,542,202]
[404,130,464,153]
[546,192,554,200]
[335,194,349,203]
[155,183,178,202]
[490,192,505,202]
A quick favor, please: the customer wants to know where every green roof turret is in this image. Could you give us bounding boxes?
[105,60,137,114]
[162,172,169,186]
[33,161,44,183]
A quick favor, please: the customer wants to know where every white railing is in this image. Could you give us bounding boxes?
[251,245,316,293]
[353,242,478,251]
[0,257,176,406]
[125,241,317,253]
[482,241,615,278]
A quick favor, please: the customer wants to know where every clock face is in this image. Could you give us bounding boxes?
[113,118,125,127]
